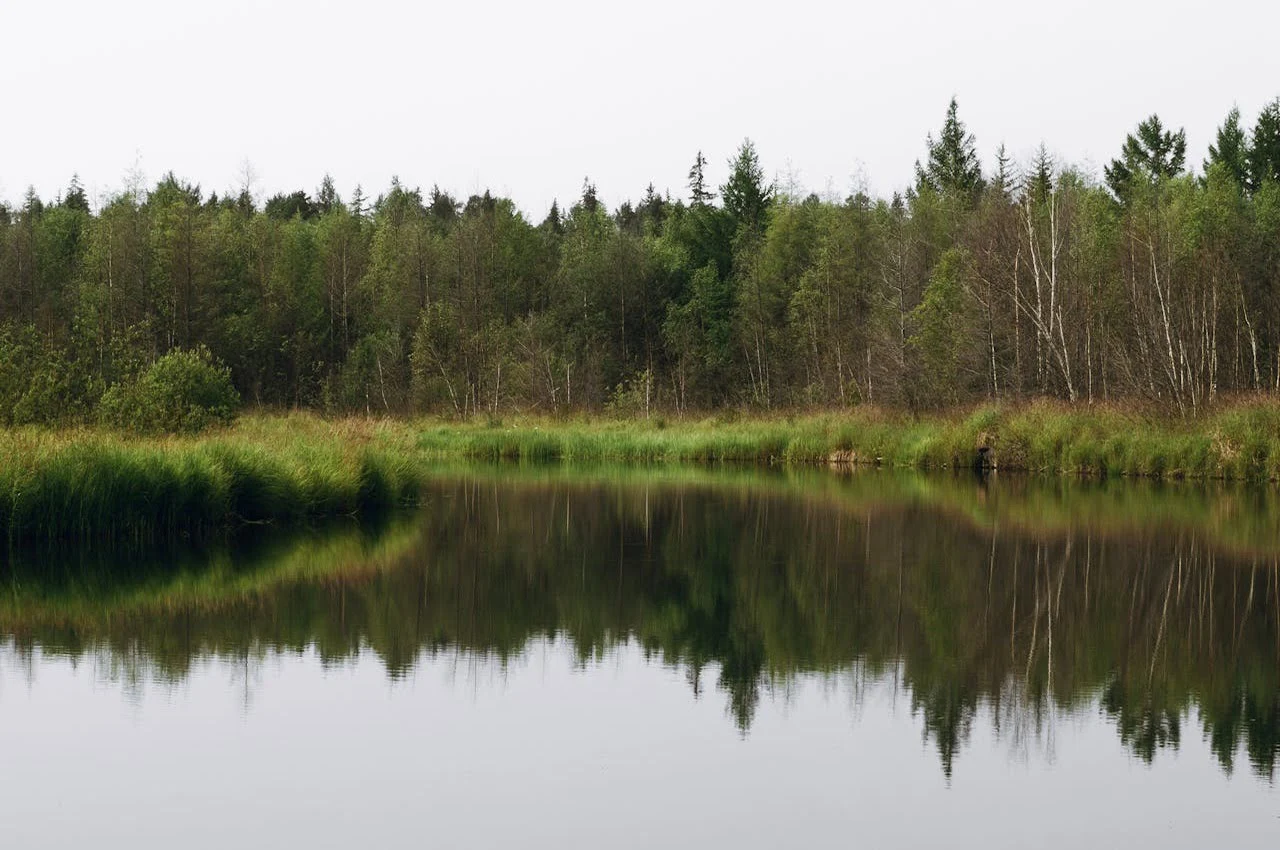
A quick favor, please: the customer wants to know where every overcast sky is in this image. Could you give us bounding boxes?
[2,0,1277,217]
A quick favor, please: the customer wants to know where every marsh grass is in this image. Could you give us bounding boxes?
[0,414,424,541]
[2,400,1278,541]
[415,399,1280,481]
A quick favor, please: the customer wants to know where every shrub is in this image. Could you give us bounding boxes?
[99,347,240,434]
[0,324,100,426]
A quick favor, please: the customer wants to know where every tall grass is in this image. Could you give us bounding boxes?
[0,415,423,541]
[2,400,1278,541]
[415,400,1280,481]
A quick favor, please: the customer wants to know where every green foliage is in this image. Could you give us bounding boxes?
[99,347,240,434]
[908,248,977,407]
[0,416,422,540]
[1,103,1280,419]
[1105,113,1187,200]
[1205,106,1251,188]
[0,324,100,425]
[663,262,736,406]
[915,97,985,200]
[720,138,774,236]
[1248,97,1280,190]
[3,402,1280,547]
[687,151,716,206]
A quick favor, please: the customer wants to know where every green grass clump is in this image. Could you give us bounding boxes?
[0,415,424,542]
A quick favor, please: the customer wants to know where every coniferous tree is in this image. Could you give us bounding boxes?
[688,151,715,206]
[542,200,565,236]
[63,175,90,213]
[579,179,600,215]
[349,185,367,219]
[991,144,1015,199]
[638,183,668,233]
[721,139,773,236]
[1027,145,1054,203]
[1248,98,1280,190]
[427,185,460,231]
[1205,106,1251,188]
[1104,114,1187,200]
[4,97,1280,422]
[316,175,339,214]
[264,190,317,221]
[915,97,984,199]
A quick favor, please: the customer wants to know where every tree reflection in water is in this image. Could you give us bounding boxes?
[2,470,1277,779]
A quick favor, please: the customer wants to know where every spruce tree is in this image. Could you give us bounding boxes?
[991,144,1015,199]
[1027,145,1054,203]
[1104,114,1186,201]
[542,200,564,235]
[720,139,773,234]
[688,151,715,206]
[1204,106,1250,188]
[639,182,668,233]
[62,175,90,212]
[1248,98,1280,190]
[579,179,600,215]
[428,185,460,230]
[316,175,339,214]
[915,97,984,199]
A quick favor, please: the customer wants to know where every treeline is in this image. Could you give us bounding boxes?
[3,97,1280,422]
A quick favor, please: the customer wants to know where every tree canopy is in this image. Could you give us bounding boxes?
[3,96,1280,424]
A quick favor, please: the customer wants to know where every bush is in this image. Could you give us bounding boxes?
[99,347,240,434]
[0,324,101,426]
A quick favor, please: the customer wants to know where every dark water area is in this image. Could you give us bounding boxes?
[2,468,1278,847]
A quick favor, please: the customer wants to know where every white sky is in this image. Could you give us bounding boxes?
[1,0,1277,218]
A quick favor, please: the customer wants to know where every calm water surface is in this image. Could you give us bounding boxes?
[1,468,1278,848]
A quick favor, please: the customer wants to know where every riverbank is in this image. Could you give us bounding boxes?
[418,402,1280,478]
[2,401,1279,540]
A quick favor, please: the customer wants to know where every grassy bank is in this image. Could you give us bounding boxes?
[420,401,1280,481]
[2,400,1279,541]
[0,417,423,540]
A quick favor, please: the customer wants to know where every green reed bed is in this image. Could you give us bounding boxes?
[415,400,1280,482]
[0,416,423,541]
[2,400,1279,541]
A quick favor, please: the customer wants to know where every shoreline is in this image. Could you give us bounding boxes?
[3,401,1279,541]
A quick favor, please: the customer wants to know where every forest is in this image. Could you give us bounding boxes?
[3,97,1280,423]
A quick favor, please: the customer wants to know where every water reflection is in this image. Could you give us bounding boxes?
[2,469,1278,780]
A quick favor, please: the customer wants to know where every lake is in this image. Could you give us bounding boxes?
[1,467,1278,847]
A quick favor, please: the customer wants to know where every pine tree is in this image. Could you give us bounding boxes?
[1104,114,1187,201]
[1204,106,1250,188]
[688,151,715,206]
[1247,98,1280,191]
[915,97,984,199]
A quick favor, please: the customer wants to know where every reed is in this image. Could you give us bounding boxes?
[0,414,424,541]
[414,400,1280,481]
[2,400,1278,541]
